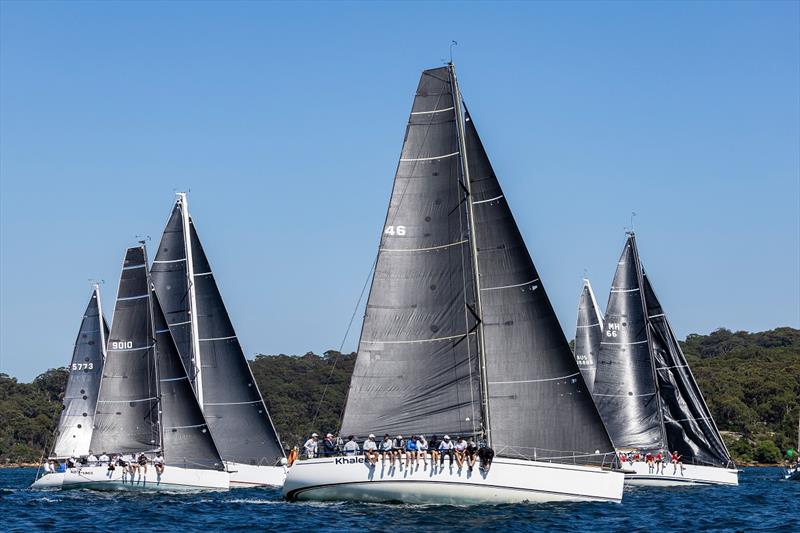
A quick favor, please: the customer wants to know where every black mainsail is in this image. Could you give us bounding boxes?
[574,279,604,394]
[91,246,223,468]
[51,285,108,458]
[340,65,617,466]
[152,195,285,467]
[594,234,733,467]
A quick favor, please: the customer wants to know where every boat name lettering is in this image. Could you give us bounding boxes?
[335,457,366,465]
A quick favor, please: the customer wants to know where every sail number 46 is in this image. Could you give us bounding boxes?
[384,225,406,236]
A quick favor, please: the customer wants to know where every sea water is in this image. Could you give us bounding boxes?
[0,467,795,532]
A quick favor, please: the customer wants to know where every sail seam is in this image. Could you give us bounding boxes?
[380,239,467,252]
[600,340,649,345]
[152,258,186,263]
[593,392,657,398]
[160,376,189,382]
[165,423,206,429]
[108,343,155,352]
[117,294,149,301]
[204,400,261,406]
[410,106,454,115]
[480,278,539,291]
[399,151,459,162]
[576,323,601,328]
[610,287,640,293]
[360,331,475,345]
[169,320,192,326]
[489,372,580,385]
[472,194,504,205]
[122,264,146,270]
[194,271,213,277]
[155,328,171,334]
[98,396,159,403]
[648,313,665,318]
[199,335,237,342]
[656,364,689,370]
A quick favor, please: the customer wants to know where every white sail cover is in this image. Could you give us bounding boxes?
[51,287,107,459]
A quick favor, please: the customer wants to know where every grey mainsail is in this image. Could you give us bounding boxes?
[51,286,108,459]
[341,65,617,467]
[643,273,733,467]
[91,247,161,455]
[152,195,285,466]
[574,279,604,394]
[151,286,224,469]
[594,233,733,467]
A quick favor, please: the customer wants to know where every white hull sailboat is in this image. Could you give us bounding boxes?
[622,460,738,486]
[593,233,738,488]
[31,285,108,490]
[285,457,623,504]
[152,193,287,487]
[61,465,229,492]
[284,64,625,504]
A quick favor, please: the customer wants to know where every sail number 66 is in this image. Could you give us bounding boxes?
[384,225,406,236]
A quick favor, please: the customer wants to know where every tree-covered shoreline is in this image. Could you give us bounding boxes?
[2,327,797,466]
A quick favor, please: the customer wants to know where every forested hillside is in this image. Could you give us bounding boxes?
[2,328,797,465]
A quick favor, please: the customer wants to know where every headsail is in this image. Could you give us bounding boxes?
[463,108,616,465]
[574,279,604,393]
[152,195,285,466]
[151,286,224,469]
[643,272,733,467]
[51,286,108,459]
[593,234,664,450]
[341,65,617,467]
[90,247,161,455]
[340,66,483,438]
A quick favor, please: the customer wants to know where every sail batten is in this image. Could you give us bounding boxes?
[51,287,108,459]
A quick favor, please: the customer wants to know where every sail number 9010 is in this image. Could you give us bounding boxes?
[110,341,134,350]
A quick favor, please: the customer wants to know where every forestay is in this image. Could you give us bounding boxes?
[52,286,108,459]
[574,280,603,394]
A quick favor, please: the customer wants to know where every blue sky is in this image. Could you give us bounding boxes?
[1,1,798,381]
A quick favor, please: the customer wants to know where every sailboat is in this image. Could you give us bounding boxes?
[574,279,603,394]
[61,246,229,491]
[593,233,738,486]
[151,193,286,488]
[31,285,108,489]
[282,64,625,504]
[785,416,800,481]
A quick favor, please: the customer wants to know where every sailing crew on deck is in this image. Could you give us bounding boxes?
[671,451,683,475]
[645,452,655,473]
[406,435,418,466]
[417,435,429,466]
[343,435,360,456]
[137,452,148,474]
[477,445,495,472]
[127,453,139,475]
[66,456,77,468]
[429,435,440,465]
[322,434,336,457]
[303,433,319,458]
[98,452,109,466]
[380,434,393,463]
[392,435,406,467]
[454,437,467,468]
[655,451,664,474]
[465,439,478,472]
[87,452,98,466]
[438,435,455,466]
[363,434,378,465]
[153,451,165,475]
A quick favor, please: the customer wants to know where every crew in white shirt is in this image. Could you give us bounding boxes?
[87,453,98,465]
[304,433,319,458]
[438,435,455,466]
[98,453,110,465]
[362,434,378,465]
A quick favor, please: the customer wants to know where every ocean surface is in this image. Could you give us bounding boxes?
[0,467,795,532]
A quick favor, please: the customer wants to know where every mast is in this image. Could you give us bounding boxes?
[450,63,491,446]
[142,243,164,453]
[178,192,204,409]
[630,232,668,450]
[94,283,107,360]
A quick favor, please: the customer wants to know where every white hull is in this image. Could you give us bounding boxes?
[226,462,287,488]
[60,465,229,491]
[283,456,624,504]
[623,460,738,486]
[30,472,65,489]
